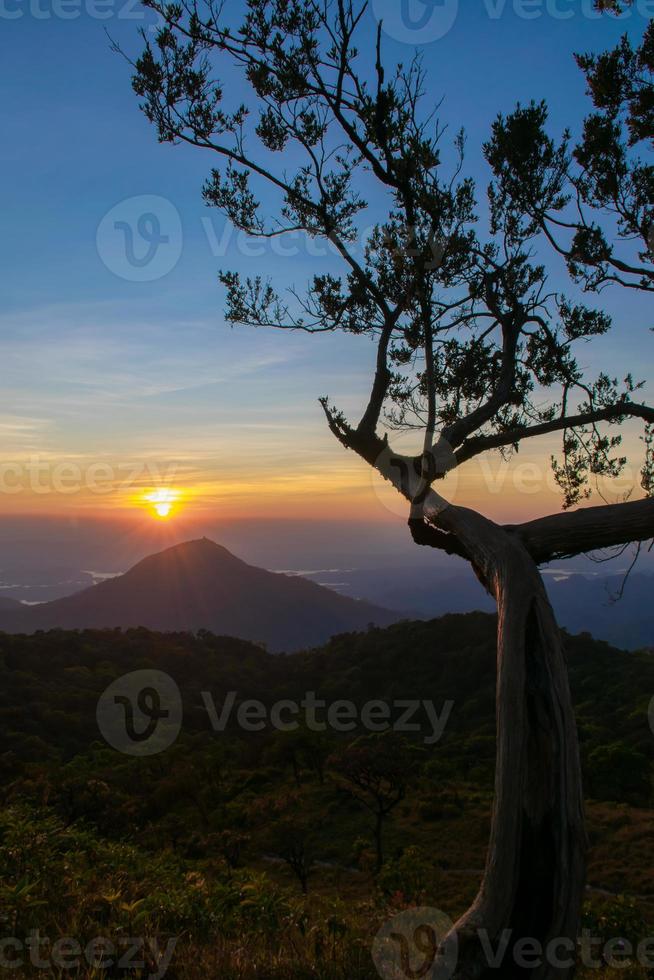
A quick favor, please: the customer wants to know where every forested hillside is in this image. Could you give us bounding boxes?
[1,615,653,977]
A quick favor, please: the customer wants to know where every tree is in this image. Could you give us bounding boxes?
[329,733,416,873]
[267,815,316,894]
[126,4,653,975]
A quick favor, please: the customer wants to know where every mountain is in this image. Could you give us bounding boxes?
[0,538,400,652]
[296,565,654,650]
[546,572,654,650]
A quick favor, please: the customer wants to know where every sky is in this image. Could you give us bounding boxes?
[1,0,653,545]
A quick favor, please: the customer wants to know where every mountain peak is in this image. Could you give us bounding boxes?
[171,536,230,552]
[0,538,398,651]
[132,537,247,569]
[158,536,233,553]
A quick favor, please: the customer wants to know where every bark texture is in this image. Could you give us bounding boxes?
[424,502,587,979]
[510,496,654,564]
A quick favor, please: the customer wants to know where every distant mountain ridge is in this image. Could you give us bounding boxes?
[0,538,399,652]
[2,537,649,651]
[296,565,654,650]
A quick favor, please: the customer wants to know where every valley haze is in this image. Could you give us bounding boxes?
[0,531,650,651]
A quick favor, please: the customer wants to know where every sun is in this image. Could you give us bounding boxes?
[144,489,181,520]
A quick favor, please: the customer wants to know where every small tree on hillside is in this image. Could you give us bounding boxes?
[126,3,653,974]
[267,815,316,894]
[329,733,416,873]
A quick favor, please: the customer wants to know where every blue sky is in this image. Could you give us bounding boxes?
[0,0,652,526]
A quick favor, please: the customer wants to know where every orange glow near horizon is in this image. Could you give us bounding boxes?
[0,424,646,525]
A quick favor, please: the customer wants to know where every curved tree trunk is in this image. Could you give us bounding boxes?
[332,431,649,979]
[439,519,587,979]
[351,444,609,977]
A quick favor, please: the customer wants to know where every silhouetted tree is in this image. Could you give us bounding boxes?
[127,4,653,974]
[267,815,316,894]
[486,0,654,515]
[329,733,416,873]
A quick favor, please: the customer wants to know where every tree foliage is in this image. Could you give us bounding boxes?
[124,0,653,521]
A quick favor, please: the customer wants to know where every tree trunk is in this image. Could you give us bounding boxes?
[357,446,601,976]
[443,526,587,979]
[374,810,385,874]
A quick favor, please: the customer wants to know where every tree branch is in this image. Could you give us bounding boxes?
[509,497,654,564]
[455,401,654,466]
